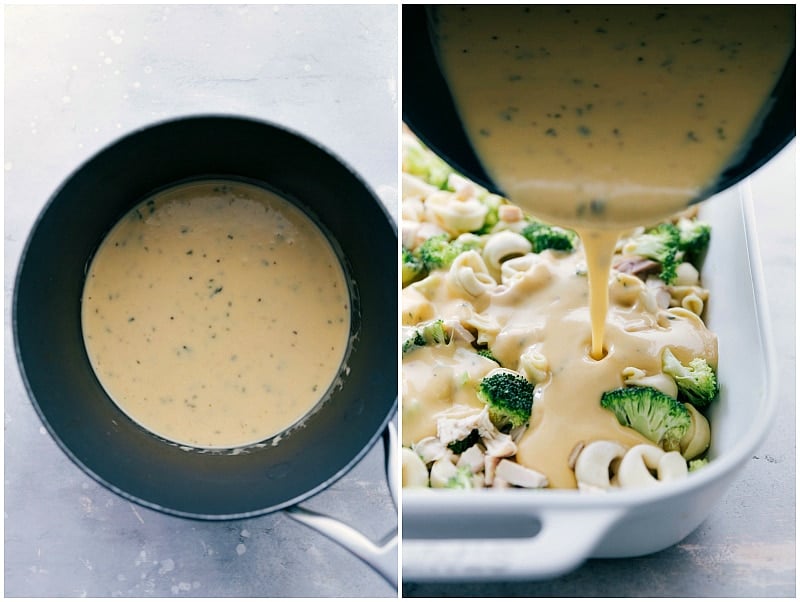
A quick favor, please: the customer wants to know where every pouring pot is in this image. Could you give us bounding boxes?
[402,5,796,201]
[13,115,398,584]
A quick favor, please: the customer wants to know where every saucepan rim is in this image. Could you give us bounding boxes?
[12,112,398,521]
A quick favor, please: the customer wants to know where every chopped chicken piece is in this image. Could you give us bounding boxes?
[457,445,485,473]
[436,406,517,458]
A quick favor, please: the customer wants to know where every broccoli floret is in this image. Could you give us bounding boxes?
[661,347,719,407]
[520,221,577,253]
[676,217,711,268]
[477,348,500,365]
[402,319,451,354]
[447,428,481,454]
[402,247,426,286]
[622,222,681,284]
[688,457,709,472]
[600,385,691,451]
[477,369,534,429]
[446,465,477,489]
[417,234,467,271]
[402,134,454,189]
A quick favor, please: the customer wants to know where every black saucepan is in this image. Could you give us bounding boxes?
[13,115,398,522]
[402,4,796,202]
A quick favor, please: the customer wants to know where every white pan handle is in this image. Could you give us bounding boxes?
[402,506,623,582]
[286,421,398,588]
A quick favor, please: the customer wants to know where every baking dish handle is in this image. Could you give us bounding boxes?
[286,421,398,588]
[402,506,623,582]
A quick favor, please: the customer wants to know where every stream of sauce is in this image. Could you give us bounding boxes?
[423,5,793,485]
[435,4,792,355]
[82,180,351,449]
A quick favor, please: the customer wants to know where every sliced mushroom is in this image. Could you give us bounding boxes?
[567,441,585,471]
[494,459,548,489]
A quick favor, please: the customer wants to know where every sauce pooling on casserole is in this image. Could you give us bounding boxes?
[82,180,351,449]
[434,4,793,358]
[401,245,718,488]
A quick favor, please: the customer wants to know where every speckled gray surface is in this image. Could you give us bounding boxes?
[4,4,397,598]
[401,143,796,598]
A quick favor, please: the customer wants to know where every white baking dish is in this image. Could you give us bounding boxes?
[401,183,776,582]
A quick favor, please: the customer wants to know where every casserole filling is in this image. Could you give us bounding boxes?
[401,146,716,489]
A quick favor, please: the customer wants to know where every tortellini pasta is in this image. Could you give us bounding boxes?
[482,230,532,273]
[519,347,550,384]
[446,250,496,298]
[425,190,488,235]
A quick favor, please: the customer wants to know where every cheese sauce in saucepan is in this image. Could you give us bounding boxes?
[82,180,351,449]
[407,5,793,486]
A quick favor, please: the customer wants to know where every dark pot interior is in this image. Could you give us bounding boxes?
[14,115,398,519]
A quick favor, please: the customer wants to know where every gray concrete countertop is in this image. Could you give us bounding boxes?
[402,143,796,597]
[4,5,397,598]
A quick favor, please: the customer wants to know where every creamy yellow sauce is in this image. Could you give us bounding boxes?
[434,5,794,229]
[435,4,792,357]
[401,6,792,488]
[82,180,351,449]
